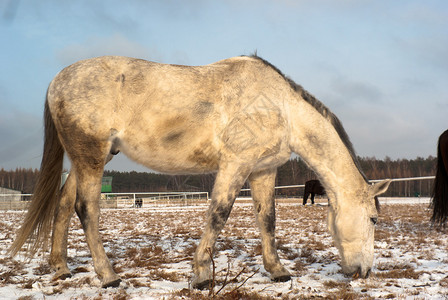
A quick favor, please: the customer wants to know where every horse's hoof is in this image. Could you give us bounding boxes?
[192,279,211,290]
[52,272,72,281]
[102,278,121,288]
[273,275,291,282]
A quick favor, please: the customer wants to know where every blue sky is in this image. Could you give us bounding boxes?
[1,0,447,172]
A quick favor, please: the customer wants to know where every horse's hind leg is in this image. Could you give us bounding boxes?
[192,161,251,289]
[50,153,117,281]
[249,168,291,282]
[49,173,76,280]
[74,164,121,288]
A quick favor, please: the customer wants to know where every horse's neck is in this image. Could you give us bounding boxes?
[287,99,366,201]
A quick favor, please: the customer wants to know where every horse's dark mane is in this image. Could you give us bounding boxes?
[431,129,448,226]
[248,54,368,182]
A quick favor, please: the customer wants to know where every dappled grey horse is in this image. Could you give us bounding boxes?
[10,55,390,288]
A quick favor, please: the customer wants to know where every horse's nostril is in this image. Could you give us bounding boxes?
[352,268,361,280]
[351,266,370,280]
[365,268,371,278]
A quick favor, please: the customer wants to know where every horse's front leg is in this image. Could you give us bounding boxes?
[49,173,76,280]
[192,162,251,289]
[249,168,291,282]
[74,166,121,288]
[303,190,309,205]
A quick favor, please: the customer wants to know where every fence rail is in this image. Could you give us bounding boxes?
[371,176,435,182]
[0,176,435,210]
[240,176,436,192]
[0,192,209,210]
[103,191,209,208]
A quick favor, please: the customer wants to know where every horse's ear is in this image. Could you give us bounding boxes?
[371,179,392,196]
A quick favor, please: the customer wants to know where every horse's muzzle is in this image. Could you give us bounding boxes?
[350,267,371,279]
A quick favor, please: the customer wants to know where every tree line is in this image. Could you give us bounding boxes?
[0,156,436,197]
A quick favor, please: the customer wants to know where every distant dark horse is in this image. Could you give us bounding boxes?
[431,129,448,225]
[303,180,326,205]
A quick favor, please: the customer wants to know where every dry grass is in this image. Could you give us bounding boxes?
[172,287,273,300]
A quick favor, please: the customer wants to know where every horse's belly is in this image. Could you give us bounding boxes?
[120,137,220,174]
[253,146,291,171]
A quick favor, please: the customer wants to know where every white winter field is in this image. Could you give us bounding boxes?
[1,198,448,299]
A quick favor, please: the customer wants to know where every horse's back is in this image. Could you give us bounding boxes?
[46,56,292,174]
[48,55,265,121]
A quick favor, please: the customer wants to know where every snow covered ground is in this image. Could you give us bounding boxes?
[1,198,448,299]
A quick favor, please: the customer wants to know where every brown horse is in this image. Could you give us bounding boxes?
[431,129,448,225]
[10,55,390,288]
[303,179,326,205]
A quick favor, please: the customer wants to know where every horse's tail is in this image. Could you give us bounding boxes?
[9,94,64,256]
[431,130,448,226]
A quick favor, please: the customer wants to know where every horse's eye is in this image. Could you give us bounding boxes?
[370,217,378,225]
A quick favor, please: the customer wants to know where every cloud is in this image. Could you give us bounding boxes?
[399,2,447,26]
[404,36,448,71]
[330,76,383,104]
[56,34,162,66]
[332,99,436,159]
[317,74,438,159]
[0,111,43,170]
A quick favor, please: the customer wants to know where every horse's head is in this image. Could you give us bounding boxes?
[327,179,391,279]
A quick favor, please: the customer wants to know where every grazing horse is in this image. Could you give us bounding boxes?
[431,129,448,225]
[10,55,391,289]
[303,179,326,205]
